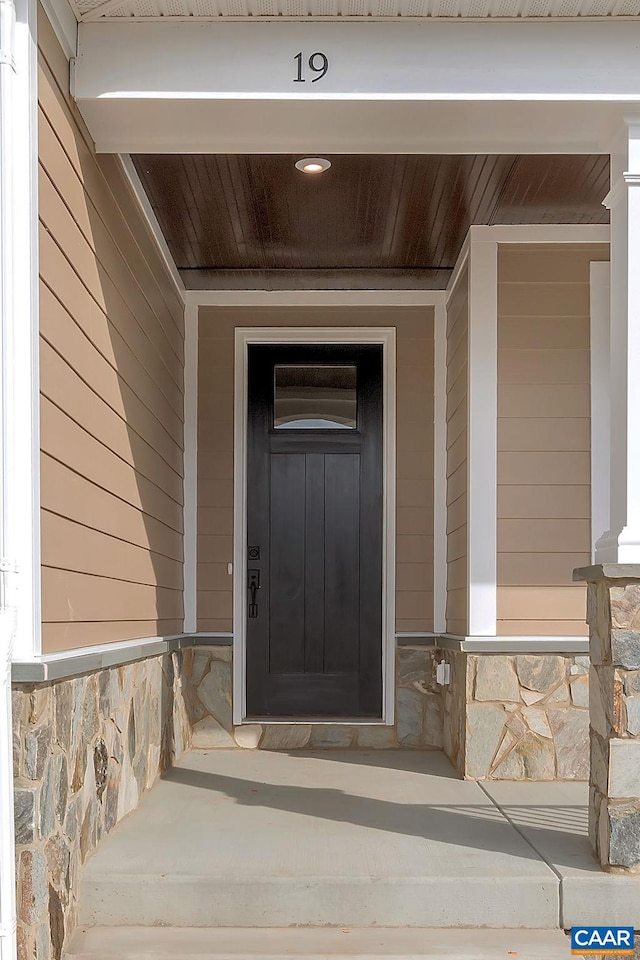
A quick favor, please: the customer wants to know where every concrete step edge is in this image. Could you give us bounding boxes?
[65,927,571,960]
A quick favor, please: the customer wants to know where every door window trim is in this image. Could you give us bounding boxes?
[233,327,397,725]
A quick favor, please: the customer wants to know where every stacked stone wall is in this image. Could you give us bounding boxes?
[441,651,590,780]
[12,652,190,960]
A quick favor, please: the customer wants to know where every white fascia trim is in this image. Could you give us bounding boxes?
[40,0,77,59]
[188,290,446,307]
[467,224,610,244]
[183,300,198,633]
[232,325,396,725]
[438,634,589,653]
[467,237,498,636]
[119,155,185,301]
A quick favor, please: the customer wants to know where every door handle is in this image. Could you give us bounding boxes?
[248,569,260,618]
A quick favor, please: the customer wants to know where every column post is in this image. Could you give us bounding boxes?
[596,123,640,564]
[467,233,498,636]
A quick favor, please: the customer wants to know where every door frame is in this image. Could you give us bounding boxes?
[233,326,396,725]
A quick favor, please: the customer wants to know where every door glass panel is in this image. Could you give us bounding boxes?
[274,365,357,430]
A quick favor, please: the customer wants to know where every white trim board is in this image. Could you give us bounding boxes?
[183,300,198,633]
[120,155,185,299]
[467,239,497,636]
[187,290,446,307]
[232,326,396,725]
[438,635,590,654]
[11,631,588,684]
[432,298,447,636]
[40,0,77,59]
[591,261,611,560]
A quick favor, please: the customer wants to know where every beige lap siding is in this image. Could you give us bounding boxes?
[38,7,185,653]
[496,243,609,637]
[445,267,468,637]
[197,306,434,635]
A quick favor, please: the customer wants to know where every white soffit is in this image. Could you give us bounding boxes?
[75,0,640,22]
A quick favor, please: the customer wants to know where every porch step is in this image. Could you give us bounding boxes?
[78,750,561,929]
[65,926,571,960]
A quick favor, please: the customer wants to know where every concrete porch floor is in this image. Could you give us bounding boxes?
[75,749,639,936]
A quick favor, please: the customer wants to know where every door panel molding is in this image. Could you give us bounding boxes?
[233,327,396,725]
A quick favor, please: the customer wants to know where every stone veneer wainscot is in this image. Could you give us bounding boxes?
[181,646,444,750]
[12,653,191,960]
[440,651,590,780]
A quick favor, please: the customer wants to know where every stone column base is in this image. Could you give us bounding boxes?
[575,564,640,871]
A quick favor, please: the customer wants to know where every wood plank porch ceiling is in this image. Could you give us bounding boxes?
[132,153,609,290]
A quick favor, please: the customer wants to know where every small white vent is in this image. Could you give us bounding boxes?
[556,0,581,13]
[465,0,490,14]
[526,0,552,16]
[192,0,218,15]
[164,0,185,15]
[76,0,107,13]
[436,0,460,15]
[314,0,336,14]
[130,0,157,14]
[221,0,247,14]
[494,0,519,13]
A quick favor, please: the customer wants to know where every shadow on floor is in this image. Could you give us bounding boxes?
[162,760,594,873]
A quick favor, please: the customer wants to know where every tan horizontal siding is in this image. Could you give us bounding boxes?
[42,512,183,588]
[498,485,591,520]
[38,6,185,653]
[40,235,184,428]
[41,398,183,534]
[496,242,608,637]
[445,266,468,636]
[41,455,183,560]
[40,281,183,452]
[497,552,591,587]
[497,616,587,637]
[42,569,182,621]
[44,620,184,652]
[196,306,435,634]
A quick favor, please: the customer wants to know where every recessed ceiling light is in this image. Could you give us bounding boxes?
[295,157,332,174]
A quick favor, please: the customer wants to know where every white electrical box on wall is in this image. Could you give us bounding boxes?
[436,661,451,686]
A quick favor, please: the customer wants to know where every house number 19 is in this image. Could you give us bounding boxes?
[293,51,329,82]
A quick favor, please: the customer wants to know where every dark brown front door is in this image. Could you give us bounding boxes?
[245,343,383,719]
